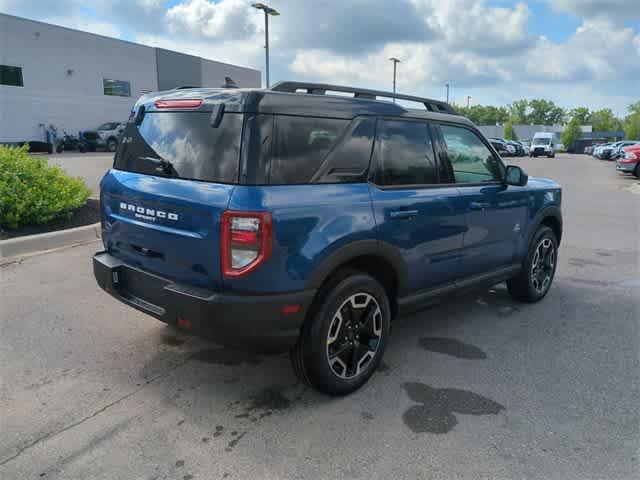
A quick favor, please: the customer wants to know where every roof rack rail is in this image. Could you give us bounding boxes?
[270,81,457,114]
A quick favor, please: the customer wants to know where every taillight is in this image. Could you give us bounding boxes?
[623,151,638,161]
[154,99,202,109]
[221,211,272,278]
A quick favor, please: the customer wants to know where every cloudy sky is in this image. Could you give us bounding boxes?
[1,0,639,114]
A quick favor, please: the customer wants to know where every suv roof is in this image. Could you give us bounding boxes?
[134,81,471,125]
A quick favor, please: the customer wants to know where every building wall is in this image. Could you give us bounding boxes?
[156,49,202,91]
[0,14,261,143]
[0,14,158,142]
[201,58,261,89]
[477,124,564,142]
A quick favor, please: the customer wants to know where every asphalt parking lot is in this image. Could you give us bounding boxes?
[45,152,114,196]
[1,154,638,479]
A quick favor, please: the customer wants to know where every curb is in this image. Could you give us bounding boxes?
[0,223,101,259]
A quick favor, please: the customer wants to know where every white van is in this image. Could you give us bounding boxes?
[530,132,556,158]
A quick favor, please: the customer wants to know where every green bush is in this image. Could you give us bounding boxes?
[0,144,91,229]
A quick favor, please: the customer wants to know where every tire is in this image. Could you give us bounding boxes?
[107,138,118,152]
[290,272,391,396]
[507,226,558,303]
[634,163,640,179]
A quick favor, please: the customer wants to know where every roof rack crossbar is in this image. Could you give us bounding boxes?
[270,81,457,114]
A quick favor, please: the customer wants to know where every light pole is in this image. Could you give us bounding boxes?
[445,82,450,104]
[252,3,279,88]
[466,95,471,108]
[389,57,401,103]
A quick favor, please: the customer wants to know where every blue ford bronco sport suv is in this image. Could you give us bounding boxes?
[94,82,562,396]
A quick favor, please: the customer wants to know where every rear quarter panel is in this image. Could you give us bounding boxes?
[226,184,376,293]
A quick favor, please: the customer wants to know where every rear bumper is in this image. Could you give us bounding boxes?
[93,251,315,352]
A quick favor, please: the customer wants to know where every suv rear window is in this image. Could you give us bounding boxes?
[269,116,348,184]
[114,112,242,183]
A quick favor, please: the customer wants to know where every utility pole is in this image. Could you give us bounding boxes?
[445,82,450,104]
[389,57,401,103]
[252,3,280,88]
[466,95,471,108]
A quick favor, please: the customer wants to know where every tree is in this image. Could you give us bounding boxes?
[562,117,582,151]
[456,104,509,125]
[528,99,565,125]
[589,108,622,132]
[569,107,591,125]
[623,102,640,140]
[508,99,529,124]
[504,120,518,140]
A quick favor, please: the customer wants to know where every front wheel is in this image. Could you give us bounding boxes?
[291,273,391,396]
[507,226,558,303]
[107,138,118,152]
[634,164,640,178]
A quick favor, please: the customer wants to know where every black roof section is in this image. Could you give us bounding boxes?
[137,81,469,124]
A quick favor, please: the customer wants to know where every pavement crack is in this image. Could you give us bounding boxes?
[0,354,192,467]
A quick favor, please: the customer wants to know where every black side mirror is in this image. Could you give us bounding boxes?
[506,165,528,186]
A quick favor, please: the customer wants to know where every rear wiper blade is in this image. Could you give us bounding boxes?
[138,156,178,177]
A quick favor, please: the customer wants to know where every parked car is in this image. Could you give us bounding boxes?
[93,81,563,396]
[595,141,628,160]
[81,122,125,152]
[611,141,640,160]
[507,140,526,157]
[616,144,640,177]
[530,132,556,158]
[489,138,515,156]
[584,145,594,155]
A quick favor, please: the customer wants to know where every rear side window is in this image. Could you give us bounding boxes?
[114,112,242,183]
[269,116,348,184]
[373,119,437,186]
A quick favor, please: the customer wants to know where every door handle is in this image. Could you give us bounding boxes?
[469,201,491,210]
[389,209,418,219]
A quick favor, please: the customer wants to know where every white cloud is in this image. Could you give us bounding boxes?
[413,0,533,55]
[165,0,258,40]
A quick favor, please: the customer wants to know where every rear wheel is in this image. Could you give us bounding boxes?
[107,138,118,152]
[507,226,558,303]
[291,273,390,396]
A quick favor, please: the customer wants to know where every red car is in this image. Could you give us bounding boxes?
[616,144,640,178]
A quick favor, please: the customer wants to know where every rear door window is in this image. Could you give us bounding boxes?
[372,119,438,186]
[114,112,243,183]
[269,116,348,184]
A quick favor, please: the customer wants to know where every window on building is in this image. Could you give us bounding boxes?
[373,119,438,186]
[103,79,131,97]
[0,65,24,87]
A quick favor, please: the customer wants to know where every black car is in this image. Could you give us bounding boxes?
[489,138,514,156]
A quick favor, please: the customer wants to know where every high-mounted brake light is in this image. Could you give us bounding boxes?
[154,99,202,109]
[221,211,272,278]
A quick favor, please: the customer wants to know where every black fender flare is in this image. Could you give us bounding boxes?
[305,239,409,295]
[526,205,563,250]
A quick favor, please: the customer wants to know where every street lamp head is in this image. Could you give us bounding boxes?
[252,2,279,15]
[389,57,401,63]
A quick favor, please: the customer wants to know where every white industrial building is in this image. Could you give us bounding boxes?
[0,13,261,143]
